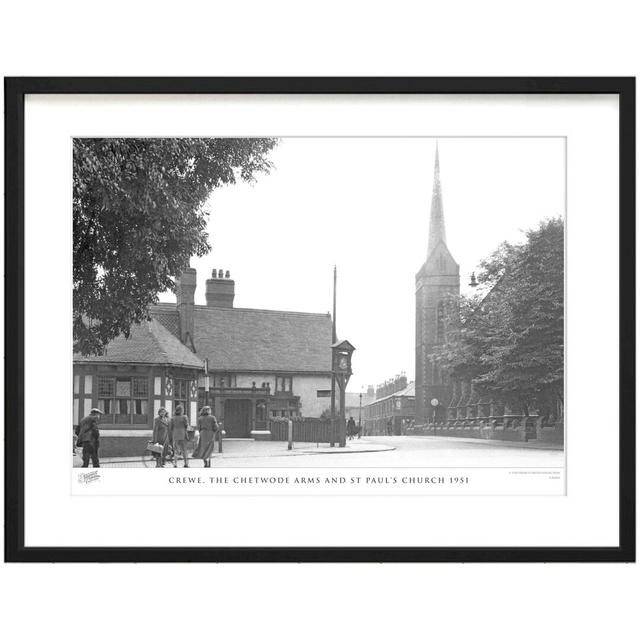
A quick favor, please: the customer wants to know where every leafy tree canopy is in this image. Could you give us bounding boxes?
[431,217,564,415]
[73,137,278,355]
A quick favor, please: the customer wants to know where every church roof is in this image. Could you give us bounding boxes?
[151,303,333,373]
[73,317,203,369]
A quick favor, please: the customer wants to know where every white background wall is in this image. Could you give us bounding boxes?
[1,2,638,640]
[295,375,332,417]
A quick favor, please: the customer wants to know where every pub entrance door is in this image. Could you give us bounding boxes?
[223,399,252,437]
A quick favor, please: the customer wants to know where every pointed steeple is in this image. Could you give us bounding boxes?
[427,142,447,258]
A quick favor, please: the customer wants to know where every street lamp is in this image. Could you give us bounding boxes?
[430,398,439,436]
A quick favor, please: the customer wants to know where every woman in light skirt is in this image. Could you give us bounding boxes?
[192,406,219,468]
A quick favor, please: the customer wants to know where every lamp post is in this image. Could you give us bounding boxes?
[431,398,439,436]
[330,266,337,447]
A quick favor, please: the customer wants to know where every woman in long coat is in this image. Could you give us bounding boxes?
[192,406,219,467]
[169,404,190,468]
[152,407,170,467]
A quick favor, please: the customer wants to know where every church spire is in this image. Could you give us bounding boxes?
[427,142,447,258]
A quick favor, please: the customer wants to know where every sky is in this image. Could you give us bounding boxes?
[158,137,566,392]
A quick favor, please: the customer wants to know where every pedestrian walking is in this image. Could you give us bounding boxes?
[170,404,190,468]
[192,406,220,467]
[152,407,170,467]
[347,416,357,440]
[75,408,102,468]
[387,418,393,436]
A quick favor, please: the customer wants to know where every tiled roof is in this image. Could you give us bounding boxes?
[151,303,332,373]
[345,392,375,408]
[74,317,203,369]
[368,382,416,405]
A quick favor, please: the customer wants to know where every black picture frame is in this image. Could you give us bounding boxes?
[4,77,635,563]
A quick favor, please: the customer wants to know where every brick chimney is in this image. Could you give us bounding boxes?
[176,267,197,346]
[205,269,235,308]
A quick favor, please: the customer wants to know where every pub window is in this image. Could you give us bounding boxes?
[276,376,292,393]
[97,376,149,417]
[215,373,236,388]
[97,376,114,415]
[173,378,190,416]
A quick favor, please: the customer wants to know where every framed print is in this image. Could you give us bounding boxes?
[4,77,635,562]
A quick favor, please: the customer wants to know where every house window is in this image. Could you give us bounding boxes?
[275,376,292,393]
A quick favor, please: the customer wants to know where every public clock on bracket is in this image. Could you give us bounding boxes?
[331,339,356,376]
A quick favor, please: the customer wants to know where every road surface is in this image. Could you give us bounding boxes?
[90,435,564,468]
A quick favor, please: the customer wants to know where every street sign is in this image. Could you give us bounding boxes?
[317,389,332,398]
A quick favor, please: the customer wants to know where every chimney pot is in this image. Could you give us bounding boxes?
[176,267,197,347]
[205,271,236,308]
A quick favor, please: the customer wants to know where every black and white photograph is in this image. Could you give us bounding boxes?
[7,78,632,561]
[72,135,565,493]
[2,5,638,640]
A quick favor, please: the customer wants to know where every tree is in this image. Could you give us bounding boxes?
[73,137,278,355]
[431,218,564,416]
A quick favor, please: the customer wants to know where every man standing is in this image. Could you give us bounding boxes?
[76,408,103,468]
[346,416,357,440]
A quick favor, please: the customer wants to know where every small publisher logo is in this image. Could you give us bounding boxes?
[78,470,101,484]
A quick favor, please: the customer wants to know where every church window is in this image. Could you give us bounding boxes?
[436,301,446,342]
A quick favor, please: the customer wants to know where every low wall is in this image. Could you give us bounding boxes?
[269,418,335,443]
[94,436,149,458]
[536,421,564,445]
[406,418,564,445]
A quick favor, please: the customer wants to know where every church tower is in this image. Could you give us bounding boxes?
[415,144,460,425]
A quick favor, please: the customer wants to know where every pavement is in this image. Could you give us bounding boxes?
[73,438,394,467]
[73,435,564,468]
[414,435,563,450]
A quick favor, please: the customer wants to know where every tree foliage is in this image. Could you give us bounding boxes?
[73,137,278,355]
[431,217,564,415]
